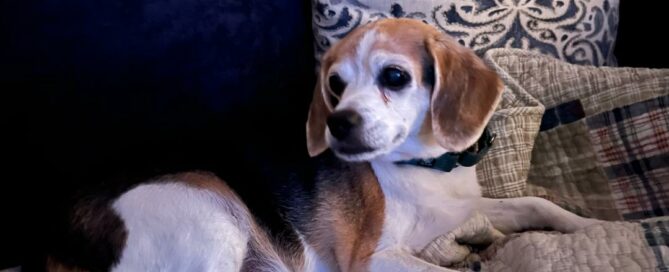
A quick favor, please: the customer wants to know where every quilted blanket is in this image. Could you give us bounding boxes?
[424,49,669,272]
[420,214,669,272]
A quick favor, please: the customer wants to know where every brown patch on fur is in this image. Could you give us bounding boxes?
[319,22,377,70]
[171,171,240,201]
[426,34,503,152]
[46,256,88,272]
[306,77,331,157]
[306,162,385,272]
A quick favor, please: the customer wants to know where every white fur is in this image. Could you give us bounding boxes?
[112,182,249,271]
[298,236,332,272]
[371,162,481,252]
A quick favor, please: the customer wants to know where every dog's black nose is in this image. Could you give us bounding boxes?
[327,110,362,140]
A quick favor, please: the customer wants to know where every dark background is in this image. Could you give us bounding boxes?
[1,0,667,269]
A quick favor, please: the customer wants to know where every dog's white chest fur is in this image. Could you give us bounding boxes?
[371,162,481,253]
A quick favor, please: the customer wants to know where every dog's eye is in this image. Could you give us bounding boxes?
[379,66,410,91]
[328,74,346,97]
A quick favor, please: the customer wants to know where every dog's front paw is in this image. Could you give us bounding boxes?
[419,236,472,267]
[419,213,504,267]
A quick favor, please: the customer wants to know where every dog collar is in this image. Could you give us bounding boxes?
[394,127,496,172]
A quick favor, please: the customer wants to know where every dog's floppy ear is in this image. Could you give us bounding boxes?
[306,76,331,157]
[425,34,503,152]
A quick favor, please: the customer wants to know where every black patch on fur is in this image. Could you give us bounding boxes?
[280,150,337,235]
[50,192,128,271]
[46,172,154,271]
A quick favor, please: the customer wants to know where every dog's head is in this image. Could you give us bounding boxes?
[307,18,503,162]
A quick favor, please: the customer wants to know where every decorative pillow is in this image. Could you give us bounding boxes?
[312,0,619,67]
[485,49,669,221]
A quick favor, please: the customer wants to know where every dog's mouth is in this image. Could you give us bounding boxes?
[336,145,377,155]
[331,131,405,161]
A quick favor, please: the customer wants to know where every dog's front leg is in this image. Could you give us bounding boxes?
[370,249,461,272]
[478,197,602,234]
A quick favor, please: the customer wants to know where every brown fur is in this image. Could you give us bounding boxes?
[172,171,241,203]
[305,162,385,272]
[47,256,89,272]
[426,33,503,152]
[306,77,331,157]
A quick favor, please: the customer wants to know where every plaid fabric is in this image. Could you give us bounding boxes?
[529,119,620,219]
[540,100,586,131]
[476,59,544,198]
[480,49,669,221]
[641,217,669,271]
[587,96,669,220]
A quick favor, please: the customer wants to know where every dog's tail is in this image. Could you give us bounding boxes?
[190,173,304,272]
[241,223,303,272]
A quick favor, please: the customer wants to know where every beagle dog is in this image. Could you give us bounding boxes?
[48,18,600,272]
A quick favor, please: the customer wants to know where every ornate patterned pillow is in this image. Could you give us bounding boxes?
[312,0,619,66]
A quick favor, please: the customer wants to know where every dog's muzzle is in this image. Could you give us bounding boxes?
[327,109,362,141]
[327,109,379,155]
